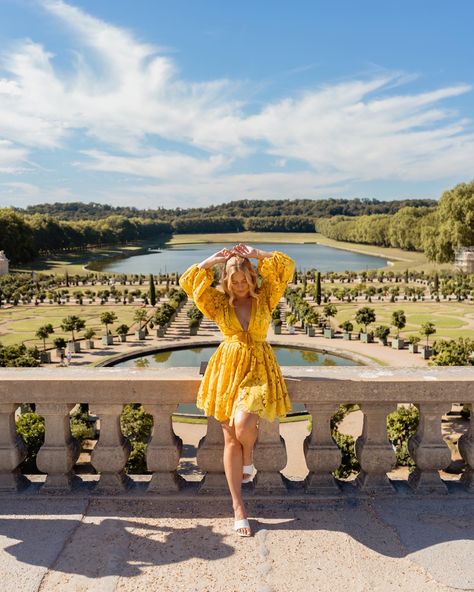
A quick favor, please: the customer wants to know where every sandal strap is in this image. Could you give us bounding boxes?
[234,518,250,530]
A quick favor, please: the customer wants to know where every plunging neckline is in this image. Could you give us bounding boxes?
[232,297,255,332]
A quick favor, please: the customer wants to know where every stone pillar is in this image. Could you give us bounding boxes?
[146,403,183,493]
[36,403,80,491]
[90,404,131,491]
[304,403,341,494]
[458,402,474,492]
[408,403,452,493]
[197,417,227,494]
[355,403,397,493]
[253,418,287,494]
[0,404,27,491]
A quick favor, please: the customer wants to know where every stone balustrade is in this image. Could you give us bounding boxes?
[0,366,472,496]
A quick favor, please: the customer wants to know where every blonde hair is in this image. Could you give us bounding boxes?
[220,255,259,306]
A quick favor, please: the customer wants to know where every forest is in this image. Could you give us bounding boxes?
[1,180,473,265]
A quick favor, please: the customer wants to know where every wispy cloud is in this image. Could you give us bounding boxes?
[0,0,472,205]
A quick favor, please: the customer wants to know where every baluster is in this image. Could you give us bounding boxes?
[197,417,227,493]
[0,404,27,491]
[253,418,287,494]
[90,404,131,491]
[355,403,397,493]
[458,401,474,492]
[36,403,80,491]
[304,403,341,494]
[146,403,183,493]
[408,403,452,493]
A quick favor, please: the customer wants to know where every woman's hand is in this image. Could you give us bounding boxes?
[213,247,234,264]
[232,243,260,259]
[197,247,234,269]
[232,243,272,260]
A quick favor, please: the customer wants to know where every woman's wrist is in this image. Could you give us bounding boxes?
[255,249,272,260]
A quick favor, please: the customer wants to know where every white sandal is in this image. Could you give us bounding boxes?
[234,518,252,537]
[242,463,255,484]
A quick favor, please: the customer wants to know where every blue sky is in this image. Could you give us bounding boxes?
[0,0,473,209]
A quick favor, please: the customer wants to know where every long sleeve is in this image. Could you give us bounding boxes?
[258,251,295,311]
[179,263,227,322]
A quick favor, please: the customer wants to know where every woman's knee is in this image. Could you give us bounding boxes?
[234,413,258,443]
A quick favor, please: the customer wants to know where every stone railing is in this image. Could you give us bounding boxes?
[0,367,472,496]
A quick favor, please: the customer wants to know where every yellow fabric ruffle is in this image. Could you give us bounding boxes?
[179,250,295,426]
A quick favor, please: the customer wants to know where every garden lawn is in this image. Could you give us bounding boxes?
[0,305,150,348]
[326,300,474,342]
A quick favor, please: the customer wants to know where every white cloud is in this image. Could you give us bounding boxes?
[0,0,472,206]
[0,140,30,173]
[80,149,230,179]
[117,170,350,209]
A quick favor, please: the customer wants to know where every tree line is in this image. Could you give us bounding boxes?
[315,180,474,263]
[2,179,473,264]
[18,197,436,221]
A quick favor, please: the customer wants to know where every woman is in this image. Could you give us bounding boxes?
[179,243,295,537]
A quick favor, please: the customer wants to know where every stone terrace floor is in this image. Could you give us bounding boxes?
[1,493,473,592]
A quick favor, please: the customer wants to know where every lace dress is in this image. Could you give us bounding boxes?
[179,251,295,426]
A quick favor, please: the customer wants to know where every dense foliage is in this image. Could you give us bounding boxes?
[315,180,474,263]
[20,197,437,221]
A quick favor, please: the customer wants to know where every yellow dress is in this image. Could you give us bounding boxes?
[179,251,295,426]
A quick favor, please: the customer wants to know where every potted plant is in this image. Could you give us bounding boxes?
[133,308,149,340]
[116,324,129,343]
[340,320,353,340]
[285,313,297,335]
[391,310,406,349]
[100,311,117,345]
[53,337,67,358]
[420,321,436,359]
[153,309,169,337]
[272,317,282,335]
[355,307,376,342]
[61,315,86,353]
[322,304,337,338]
[271,306,282,334]
[374,325,390,346]
[83,328,96,349]
[189,317,200,336]
[304,309,320,337]
[36,324,54,363]
[408,335,421,353]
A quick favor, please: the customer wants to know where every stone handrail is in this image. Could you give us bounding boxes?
[0,367,472,496]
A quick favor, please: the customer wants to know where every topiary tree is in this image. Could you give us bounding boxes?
[374,325,390,342]
[149,274,156,307]
[355,307,376,333]
[133,308,149,331]
[35,324,54,351]
[340,320,353,333]
[420,321,436,346]
[100,311,118,335]
[116,324,129,337]
[391,310,406,338]
[323,303,337,327]
[60,315,86,343]
[83,328,96,341]
[314,271,321,305]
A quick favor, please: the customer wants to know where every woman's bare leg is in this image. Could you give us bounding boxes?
[221,420,251,536]
[234,409,259,478]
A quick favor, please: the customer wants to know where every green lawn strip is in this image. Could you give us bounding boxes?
[0,305,146,348]
[327,301,474,341]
